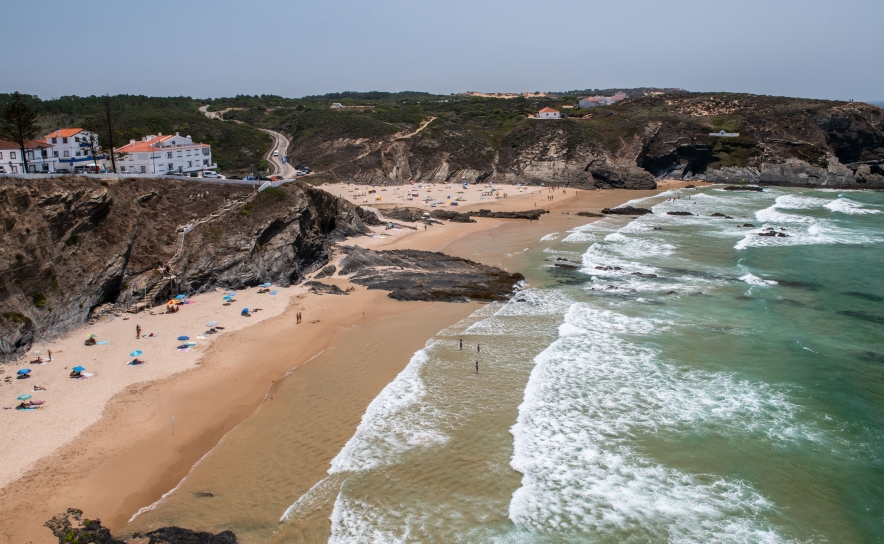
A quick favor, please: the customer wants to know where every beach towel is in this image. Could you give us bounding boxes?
[269,290,279,295]
[96,341,109,345]
[77,372,94,379]
[178,348,191,352]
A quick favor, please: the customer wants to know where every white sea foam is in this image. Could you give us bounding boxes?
[508,303,818,541]
[824,197,882,215]
[328,347,446,474]
[740,273,778,286]
[540,232,559,241]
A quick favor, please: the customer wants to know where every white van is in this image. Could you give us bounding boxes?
[202,171,221,179]
[273,151,279,157]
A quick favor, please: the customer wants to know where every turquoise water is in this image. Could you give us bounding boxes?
[279,187,884,543]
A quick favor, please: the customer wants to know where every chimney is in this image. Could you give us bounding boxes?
[130,140,136,144]
[175,132,179,137]
[56,129,61,137]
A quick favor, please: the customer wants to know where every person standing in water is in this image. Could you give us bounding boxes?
[477,343,481,353]
[459,339,463,350]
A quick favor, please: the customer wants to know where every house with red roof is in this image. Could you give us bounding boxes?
[114,132,215,175]
[536,107,561,119]
[0,138,56,174]
[44,128,102,173]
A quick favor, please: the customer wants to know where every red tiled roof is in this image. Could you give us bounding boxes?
[538,107,560,113]
[43,128,83,140]
[0,138,52,150]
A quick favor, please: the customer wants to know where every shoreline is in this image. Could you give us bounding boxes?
[0,181,687,543]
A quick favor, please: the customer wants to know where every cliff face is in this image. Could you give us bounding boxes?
[0,177,370,361]
[271,94,883,190]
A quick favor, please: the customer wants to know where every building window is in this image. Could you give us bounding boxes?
[120,166,126,172]
[202,148,210,156]
[27,150,34,159]
[0,152,3,159]
[140,166,146,173]
[42,164,49,172]
[168,163,174,170]
[51,138,57,144]
[62,137,68,144]
[53,151,58,157]
[187,161,192,167]
[63,151,69,157]
[203,159,209,166]
[10,152,16,159]
[167,152,173,159]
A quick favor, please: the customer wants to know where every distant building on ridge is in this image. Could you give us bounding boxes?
[536,107,561,119]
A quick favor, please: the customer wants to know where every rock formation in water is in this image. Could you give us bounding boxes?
[338,246,524,302]
[602,206,653,216]
[0,177,371,361]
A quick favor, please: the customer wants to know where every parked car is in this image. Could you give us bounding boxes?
[295,170,306,176]
[273,151,279,157]
[188,172,199,177]
[202,171,221,179]
[256,176,271,181]
[227,175,243,180]
[271,175,282,181]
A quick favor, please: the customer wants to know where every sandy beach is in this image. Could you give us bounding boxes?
[0,181,691,543]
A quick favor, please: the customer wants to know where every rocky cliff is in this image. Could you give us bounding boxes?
[0,177,371,361]
[244,93,884,190]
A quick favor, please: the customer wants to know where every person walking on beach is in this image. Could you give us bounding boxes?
[459,339,463,350]
[476,361,479,374]
[136,324,141,339]
[477,343,481,353]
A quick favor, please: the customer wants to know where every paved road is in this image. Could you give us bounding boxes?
[260,128,296,178]
[199,105,296,178]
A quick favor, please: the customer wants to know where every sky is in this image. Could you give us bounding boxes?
[2,0,882,101]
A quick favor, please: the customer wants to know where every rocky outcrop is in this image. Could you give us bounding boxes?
[470,209,548,220]
[314,264,337,278]
[429,209,476,223]
[701,159,884,188]
[338,246,524,302]
[380,207,428,223]
[723,185,763,191]
[576,211,604,217]
[304,280,348,295]
[602,206,653,216]
[666,211,694,215]
[0,177,370,361]
[45,509,238,544]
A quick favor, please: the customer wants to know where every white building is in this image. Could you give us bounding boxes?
[0,139,56,174]
[536,107,561,119]
[578,93,627,109]
[44,128,103,173]
[330,103,343,109]
[115,132,215,175]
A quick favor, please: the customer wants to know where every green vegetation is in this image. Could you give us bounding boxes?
[0,94,272,174]
[2,312,32,326]
[31,292,47,308]
[257,186,286,204]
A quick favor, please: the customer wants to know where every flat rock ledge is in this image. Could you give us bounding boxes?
[338,246,524,302]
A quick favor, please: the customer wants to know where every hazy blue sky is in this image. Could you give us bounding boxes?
[3,0,882,100]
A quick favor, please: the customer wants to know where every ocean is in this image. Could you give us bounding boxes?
[278,186,884,543]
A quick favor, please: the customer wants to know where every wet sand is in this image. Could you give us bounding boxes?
[0,181,688,543]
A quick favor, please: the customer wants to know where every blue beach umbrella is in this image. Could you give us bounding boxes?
[205,320,219,327]
[72,366,85,372]
[130,350,143,357]
[223,296,232,300]
[175,294,186,300]
[261,282,271,288]
[227,291,237,296]
[17,369,31,375]
[177,336,189,341]
[17,394,31,400]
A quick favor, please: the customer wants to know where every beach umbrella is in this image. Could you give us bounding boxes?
[72,366,85,372]
[261,282,271,288]
[17,394,31,400]
[227,291,237,296]
[177,336,189,341]
[205,320,218,327]
[175,294,186,300]
[17,369,31,375]
[130,350,143,357]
